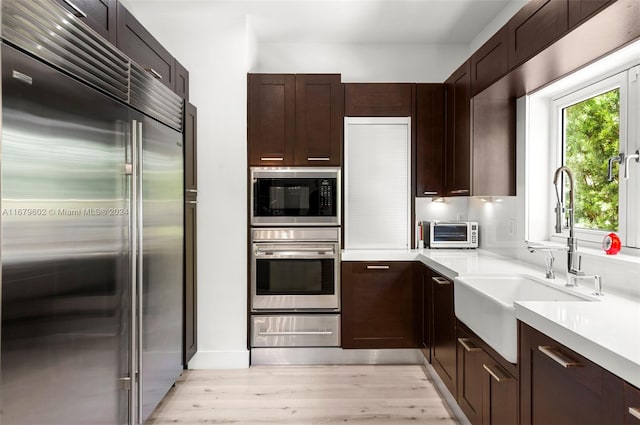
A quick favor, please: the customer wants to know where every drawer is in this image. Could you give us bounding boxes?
[252,315,340,347]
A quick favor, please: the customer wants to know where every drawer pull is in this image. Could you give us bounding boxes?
[366,265,390,270]
[144,67,163,80]
[458,338,482,352]
[61,0,87,17]
[258,331,333,336]
[450,189,469,194]
[629,407,640,421]
[186,189,198,193]
[432,276,450,285]
[423,191,439,195]
[260,157,284,161]
[538,346,584,368]
[483,364,510,383]
[307,157,330,161]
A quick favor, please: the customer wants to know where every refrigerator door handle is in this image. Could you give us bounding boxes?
[135,120,145,425]
[128,119,138,425]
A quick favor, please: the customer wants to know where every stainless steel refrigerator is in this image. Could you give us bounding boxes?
[1,25,184,425]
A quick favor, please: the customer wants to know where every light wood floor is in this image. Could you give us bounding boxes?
[146,365,458,424]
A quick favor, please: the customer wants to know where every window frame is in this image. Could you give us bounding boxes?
[550,71,630,246]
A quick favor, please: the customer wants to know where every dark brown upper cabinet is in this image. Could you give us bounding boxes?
[117,3,176,91]
[247,73,296,166]
[471,26,508,96]
[508,0,569,69]
[341,262,418,349]
[445,60,471,197]
[184,102,197,194]
[174,60,190,100]
[416,84,445,197]
[344,83,414,117]
[54,0,117,44]
[248,73,342,166]
[568,0,614,29]
[294,74,343,166]
[472,96,516,197]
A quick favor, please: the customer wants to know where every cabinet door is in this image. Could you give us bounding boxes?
[184,195,197,365]
[471,26,508,96]
[247,74,296,166]
[345,83,414,117]
[568,0,613,29]
[471,96,516,197]
[417,264,432,360]
[431,272,457,395]
[341,262,416,349]
[520,322,624,425]
[508,0,569,69]
[295,74,343,166]
[54,0,117,44]
[184,102,197,193]
[457,332,484,425]
[626,383,640,424]
[445,61,471,197]
[117,3,176,91]
[175,60,189,101]
[481,361,518,425]
[416,84,445,197]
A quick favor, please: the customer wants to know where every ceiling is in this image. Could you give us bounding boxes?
[125,0,527,45]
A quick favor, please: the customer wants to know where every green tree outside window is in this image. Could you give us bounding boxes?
[563,88,620,231]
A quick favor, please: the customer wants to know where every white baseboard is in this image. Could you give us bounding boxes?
[187,350,250,369]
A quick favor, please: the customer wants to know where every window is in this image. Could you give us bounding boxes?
[551,68,640,249]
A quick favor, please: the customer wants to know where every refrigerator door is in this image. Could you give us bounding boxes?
[137,115,184,422]
[1,44,131,424]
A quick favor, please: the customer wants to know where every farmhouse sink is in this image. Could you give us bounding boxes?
[454,274,596,363]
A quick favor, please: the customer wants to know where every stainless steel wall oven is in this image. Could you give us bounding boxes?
[251,227,340,312]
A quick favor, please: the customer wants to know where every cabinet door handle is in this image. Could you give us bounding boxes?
[423,191,439,195]
[538,346,584,368]
[61,0,87,17]
[186,189,198,193]
[144,67,163,80]
[629,407,640,421]
[366,265,390,270]
[482,364,510,383]
[307,157,330,161]
[186,200,198,205]
[432,276,450,285]
[450,189,469,194]
[458,338,481,352]
[260,157,284,161]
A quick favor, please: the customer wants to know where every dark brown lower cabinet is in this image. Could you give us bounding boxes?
[625,383,640,424]
[183,195,197,365]
[416,263,432,362]
[457,321,518,425]
[520,322,624,425]
[341,262,418,349]
[431,271,456,395]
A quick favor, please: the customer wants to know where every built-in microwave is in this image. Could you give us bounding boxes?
[250,167,340,226]
[424,221,478,249]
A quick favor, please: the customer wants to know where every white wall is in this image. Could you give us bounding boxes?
[127,2,250,368]
[255,42,468,82]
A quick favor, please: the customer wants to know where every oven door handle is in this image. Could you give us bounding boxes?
[258,330,334,336]
[255,247,336,256]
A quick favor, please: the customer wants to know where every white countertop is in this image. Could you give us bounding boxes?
[342,248,640,387]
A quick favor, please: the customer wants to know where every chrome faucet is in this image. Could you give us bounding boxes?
[553,166,583,286]
[526,242,568,279]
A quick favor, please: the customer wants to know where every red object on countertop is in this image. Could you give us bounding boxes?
[602,232,621,255]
